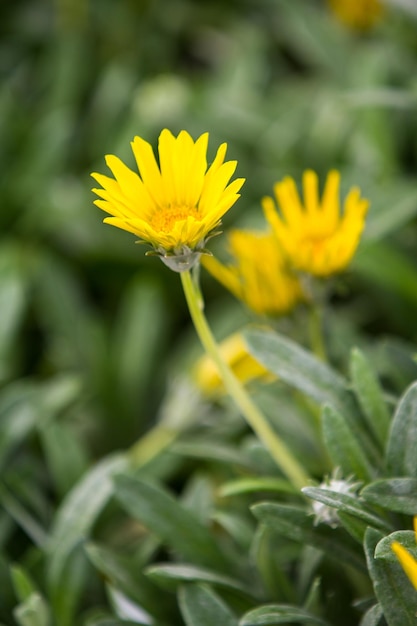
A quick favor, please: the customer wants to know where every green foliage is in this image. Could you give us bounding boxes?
[2,0,417,624]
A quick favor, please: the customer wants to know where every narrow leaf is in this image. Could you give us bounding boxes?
[251,503,365,572]
[359,604,384,626]
[240,604,330,625]
[178,583,239,626]
[350,348,391,447]
[302,487,390,532]
[145,563,253,597]
[114,474,234,573]
[47,454,128,607]
[385,381,417,477]
[244,328,353,415]
[13,593,51,626]
[10,566,37,603]
[219,477,297,498]
[361,478,417,515]
[321,405,374,481]
[86,543,175,621]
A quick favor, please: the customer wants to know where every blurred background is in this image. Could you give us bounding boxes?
[2,0,417,621]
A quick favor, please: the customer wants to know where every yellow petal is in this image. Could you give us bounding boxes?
[392,541,417,590]
[321,169,340,231]
[303,170,319,216]
[131,134,166,208]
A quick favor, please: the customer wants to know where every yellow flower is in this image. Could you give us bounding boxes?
[194,333,273,396]
[327,0,383,31]
[91,129,245,272]
[391,516,417,591]
[202,228,305,316]
[262,170,369,278]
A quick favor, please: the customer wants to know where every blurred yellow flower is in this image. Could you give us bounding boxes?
[392,516,417,591]
[202,228,305,316]
[327,0,383,31]
[262,170,369,278]
[194,333,273,396]
[91,129,245,272]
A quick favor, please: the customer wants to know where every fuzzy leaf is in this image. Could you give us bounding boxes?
[301,488,390,532]
[385,381,417,477]
[375,530,417,563]
[86,543,175,621]
[251,503,365,572]
[350,348,391,448]
[47,454,128,624]
[240,604,330,625]
[359,604,384,626]
[361,478,417,514]
[321,405,374,481]
[145,563,253,597]
[364,528,417,626]
[114,474,234,573]
[244,328,353,414]
[178,583,239,626]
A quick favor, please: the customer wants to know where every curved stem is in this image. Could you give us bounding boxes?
[181,269,309,491]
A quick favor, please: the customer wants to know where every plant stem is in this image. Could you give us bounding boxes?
[308,303,327,362]
[129,425,178,467]
[181,269,309,491]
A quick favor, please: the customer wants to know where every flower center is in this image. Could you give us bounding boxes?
[150,205,200,233]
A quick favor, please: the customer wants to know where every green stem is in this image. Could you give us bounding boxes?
[181,269,309,491]
[308,303,327,362]
[129,425,178,467]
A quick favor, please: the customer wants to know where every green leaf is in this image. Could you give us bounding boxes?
[240,604,330,625]
[47,454,128,622]
[350,348,391,448]
[219,477,297,498]
[0,383,42,471]
[358,604,384,626]
[87,620,147,626]
[13,593,51,626]
[251,502,365,572]
[0,242,28,382]
[39,421,89,497]
[337,511,370,544]
[114,474,234,573]
[145,563,253,597]
[321,405,374,481]
[385,381,417,477]
[111,275,169,419]
[171,440,255,469]
[86,543,176,621]
[178,583,239,626]
[301,488,390,532]
[374,530,417,563]
[361,478,417,514]
[364,527,417,626]
[244,328,353,415]
[10,565,37,603]
[364,184,417,242]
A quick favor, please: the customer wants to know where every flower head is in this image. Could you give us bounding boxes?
[91,129,245,271]
[262,170,369,278]
[392,516,417,591]
[194,333,273,396]
[308,471,362,528]
[327,0,383,31]
[202,228,305,316]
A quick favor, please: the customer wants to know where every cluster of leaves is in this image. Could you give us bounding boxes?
[2,0,417,625]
